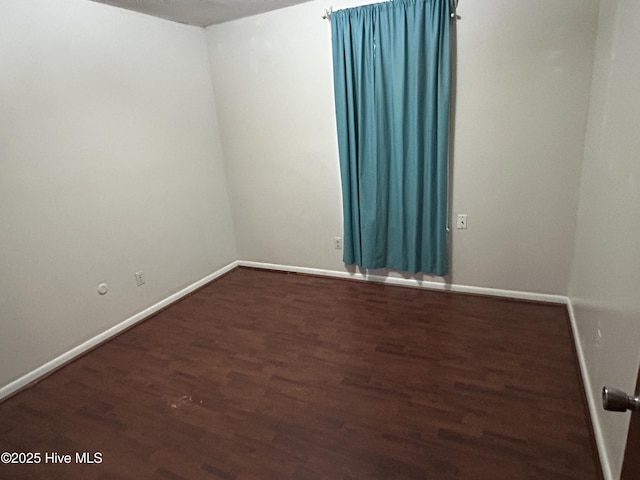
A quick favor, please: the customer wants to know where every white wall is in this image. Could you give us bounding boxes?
[451,0,598,294]
[206,0,599,295]
[2,0,631,475]
[569,0,640,477]
[0,0,237,392]
[1,0,636,476]
[206,1,346,273]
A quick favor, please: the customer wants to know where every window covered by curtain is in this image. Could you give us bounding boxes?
[331,0,451,276]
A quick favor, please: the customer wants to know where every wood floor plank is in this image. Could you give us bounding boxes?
[0,267,602,479]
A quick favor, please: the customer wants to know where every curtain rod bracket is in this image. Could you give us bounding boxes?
[451,0,461,20]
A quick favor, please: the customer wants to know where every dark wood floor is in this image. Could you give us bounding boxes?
[0,267,601,480]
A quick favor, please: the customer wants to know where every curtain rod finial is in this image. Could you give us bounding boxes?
[451,0,460,20]
[322,6,333,20]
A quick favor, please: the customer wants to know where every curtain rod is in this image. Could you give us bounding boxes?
[321,1,460,20]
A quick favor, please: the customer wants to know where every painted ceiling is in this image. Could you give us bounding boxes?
[90,0,315,27]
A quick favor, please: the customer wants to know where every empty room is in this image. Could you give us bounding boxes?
[1,0,638,479]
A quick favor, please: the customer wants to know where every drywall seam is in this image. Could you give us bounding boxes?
[0,260,240,402]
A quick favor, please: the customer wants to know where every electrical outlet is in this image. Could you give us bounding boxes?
[334,236,343,250]
[134,271,145,286]
[456,214,468,229]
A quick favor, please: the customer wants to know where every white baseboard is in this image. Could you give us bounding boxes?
[566,301,613,480]
[238,260,568,304]
[239,260,609,480]
[0,258,609,480]
[0,260,239,402]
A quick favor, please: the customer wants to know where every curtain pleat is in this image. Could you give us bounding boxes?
[331,0,451,276]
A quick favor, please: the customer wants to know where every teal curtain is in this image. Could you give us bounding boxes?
[331,0,451,276]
